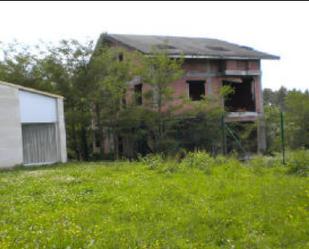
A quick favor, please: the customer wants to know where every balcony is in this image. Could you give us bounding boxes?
[223,69,261,76]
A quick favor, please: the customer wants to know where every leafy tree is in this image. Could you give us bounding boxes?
[264,105,281,153]
[138,48,185,153]
[140,48,184,113]
[263,88,276,106]
[285,90,309,149]
[42,40,95,160]
[264,86,288,110]
[264,87,309,152]
[0,41,55,91]
[89,46,142,158]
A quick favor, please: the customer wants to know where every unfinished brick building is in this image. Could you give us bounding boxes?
[95,34,279,155]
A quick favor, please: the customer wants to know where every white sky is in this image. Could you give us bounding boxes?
[0,1,308,91]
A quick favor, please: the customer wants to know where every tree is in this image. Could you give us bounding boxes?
[0,41,55,92]
[141,48,184,113]
[263,87,309,153]
[89,46,142,158]
[285,90,309,149]
[44,40,95,160]
[139,48,185,153]
[264,105,281,153]
[263,86,288,110]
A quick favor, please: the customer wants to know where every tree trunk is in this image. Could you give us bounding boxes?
[71,121,80,160]
[95,104,105,156]
[81,126,89,161]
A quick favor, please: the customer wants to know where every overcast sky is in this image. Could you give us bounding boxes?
[0,1,308,91]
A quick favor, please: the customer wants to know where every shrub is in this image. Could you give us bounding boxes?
[287,150,309,176]
[213,154,231,166]
[157,161,183,174]
[249,154,283,168]
[174,148,187,163]
[181,151,215,174]
[138,153,165,170]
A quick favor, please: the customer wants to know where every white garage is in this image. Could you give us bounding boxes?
[0,81,67,168]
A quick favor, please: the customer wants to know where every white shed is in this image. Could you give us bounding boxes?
[0,81,67,168]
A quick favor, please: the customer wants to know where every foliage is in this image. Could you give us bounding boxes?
[0,41,55,91]
[98,47,188,157]
[0,155,308,248]
[247,154,283,176]
[138,153,165,170]
[264,86,288,110]
[48,40,95,161]
[287,150,309,176]
[181,151,215,174]
[264,105,281,153]
[225,121,258,155]
[88,46,142,158]
[140,47,184,113]
[167,113,222,154]
[165,84,226,155]
[285,90,309,149]
[263,87,309,153]
[132,48,185,154]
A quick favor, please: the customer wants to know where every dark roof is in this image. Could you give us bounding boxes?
[101,34,279,60]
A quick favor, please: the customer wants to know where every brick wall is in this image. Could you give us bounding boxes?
[101,40,263,117]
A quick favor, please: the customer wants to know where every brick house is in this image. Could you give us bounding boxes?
[95,34,279,155]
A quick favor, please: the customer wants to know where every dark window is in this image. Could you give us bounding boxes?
[134,84,143,105]
[223,77,256,112]
[187,81,205,101]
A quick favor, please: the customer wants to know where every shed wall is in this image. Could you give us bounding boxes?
[0,85,23,168]
[19,90,57,123]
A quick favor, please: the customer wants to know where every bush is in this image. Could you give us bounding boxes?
[138,153,186,173]
[249,154,283,168]
[287,150,309,176]
[181,151,215,174]
[138,153,165,170]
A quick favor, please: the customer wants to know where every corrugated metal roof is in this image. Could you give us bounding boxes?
[102,34,279,60]
[0,81,63,99]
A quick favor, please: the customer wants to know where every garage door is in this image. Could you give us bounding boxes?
[22,123,59,165]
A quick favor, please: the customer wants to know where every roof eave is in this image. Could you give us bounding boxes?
[0,81,64,99]
[158,54,280,60]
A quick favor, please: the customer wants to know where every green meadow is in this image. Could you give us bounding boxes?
[0,152,308,249]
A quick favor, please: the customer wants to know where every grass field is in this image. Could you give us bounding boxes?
[0,153,308,249]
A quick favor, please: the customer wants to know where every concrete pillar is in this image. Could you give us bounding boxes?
[257,116,267,154]
[255,72,267,154]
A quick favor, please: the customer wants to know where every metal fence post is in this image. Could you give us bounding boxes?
[221,115,227,155]
[280,111,286,165]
